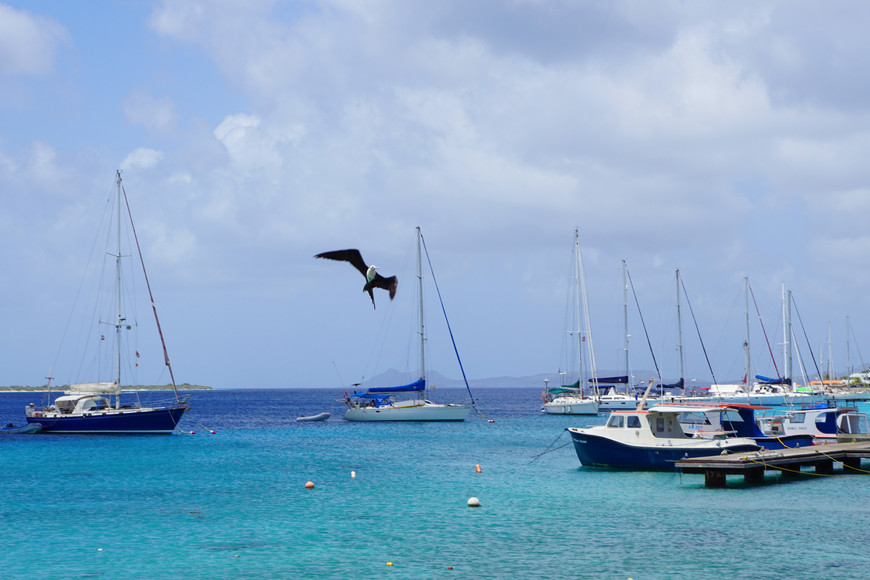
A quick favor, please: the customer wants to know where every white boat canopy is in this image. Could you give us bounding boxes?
[646,405,731,414]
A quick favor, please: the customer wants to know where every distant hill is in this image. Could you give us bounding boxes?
[0,384,212,392]
[361,369,683,389]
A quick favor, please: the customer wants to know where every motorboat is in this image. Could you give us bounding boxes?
[566,404,761,470]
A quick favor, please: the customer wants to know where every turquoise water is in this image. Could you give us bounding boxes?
[2,389,870,579]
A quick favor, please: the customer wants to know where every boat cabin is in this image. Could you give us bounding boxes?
[52,394,110,415]
[605,408,694,438]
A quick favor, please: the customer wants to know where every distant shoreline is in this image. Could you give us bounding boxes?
[0,384,212,393]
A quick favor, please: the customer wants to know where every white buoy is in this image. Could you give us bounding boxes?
[351,470,356,479]
[467,497,481,507]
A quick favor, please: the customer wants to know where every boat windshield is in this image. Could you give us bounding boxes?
[607,414,642,428]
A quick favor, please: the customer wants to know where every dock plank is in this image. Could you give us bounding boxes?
[676,441,870,487]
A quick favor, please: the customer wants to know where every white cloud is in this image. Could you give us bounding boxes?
[213,113,303,171]
[7,1,870,388]
[0,4,69,75]
[121,148,165,171]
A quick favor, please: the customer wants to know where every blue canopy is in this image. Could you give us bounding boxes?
[591,375,629,384]
[351,378,425,397]
[755,375,792,386]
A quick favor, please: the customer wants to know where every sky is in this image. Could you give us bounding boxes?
[2,0,870,390]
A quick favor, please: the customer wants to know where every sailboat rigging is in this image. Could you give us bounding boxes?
[541,228,599,415]
[26,171,189,433]
[342,227,472,421]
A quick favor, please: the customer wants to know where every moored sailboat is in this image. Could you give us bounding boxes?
[542,229,599,415]
[343,227,472,422]
[25,171,188,434]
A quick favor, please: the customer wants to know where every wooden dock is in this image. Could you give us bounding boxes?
[676,441,870,487]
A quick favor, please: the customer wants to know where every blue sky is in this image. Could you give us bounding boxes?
[2,1,870,390]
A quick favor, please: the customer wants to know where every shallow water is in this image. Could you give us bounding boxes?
[2,388,869,578]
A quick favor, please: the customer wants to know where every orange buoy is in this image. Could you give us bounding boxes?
[474,464,481,473]
[305,481,315,489]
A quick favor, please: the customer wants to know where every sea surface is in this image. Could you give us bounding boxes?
[2,388,870,579]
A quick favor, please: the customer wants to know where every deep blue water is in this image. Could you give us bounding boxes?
[2,388,870,579]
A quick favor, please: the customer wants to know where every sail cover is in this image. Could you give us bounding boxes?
[755,375,792,385]
[65,382,121,395]
[352,379,425,397]
[658,378,685,390]
[590,375,629,384]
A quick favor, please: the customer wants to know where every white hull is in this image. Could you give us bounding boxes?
[344,400,471,422]
[542,396,599,415]
[667,393,789,406]
[596,394,653,411]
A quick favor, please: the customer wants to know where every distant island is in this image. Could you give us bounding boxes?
[0,383,212,392]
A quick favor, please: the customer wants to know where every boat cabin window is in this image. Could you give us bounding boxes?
[607,415,625,428]
[720,410,744,423]
[789,413,806,424]
[626,416,641,428]
[840,414,869,434]
[678,412,709,428]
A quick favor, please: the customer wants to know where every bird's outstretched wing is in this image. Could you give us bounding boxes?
[314,249,368,277]
[371,274,398,300]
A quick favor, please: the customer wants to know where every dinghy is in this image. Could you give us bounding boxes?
[296,412,330,422]
[1,423,42,434]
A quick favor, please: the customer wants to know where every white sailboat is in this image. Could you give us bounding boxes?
[26,171,189,433]
[343,227,472,422]
[542,229,599,415]
[595,260,648,411]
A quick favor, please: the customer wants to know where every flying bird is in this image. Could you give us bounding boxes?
[314,249,398,309]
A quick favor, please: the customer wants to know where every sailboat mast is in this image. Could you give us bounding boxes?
[786,287,793,383]
[744,277,751,386]
[114,170,123,408]
[622,260,629,381]
[676,269,684,382]
[574,229,583,388]
[847,315,852,376]
[417,226,426,398]
[576,229,598,396]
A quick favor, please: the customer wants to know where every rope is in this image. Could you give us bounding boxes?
[529,431,571,462]
[121,178,182,405]
[678,275,717,386]
[741,455,835,477]
[420,232,491,421]
[812,446,870,474]
[625,265,660,379]
[748,282,782,382]
[739,448,870,476]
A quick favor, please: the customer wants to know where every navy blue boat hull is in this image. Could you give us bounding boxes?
[25,406,187,434]
[567,430,761,470]
[753,434,815,450]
